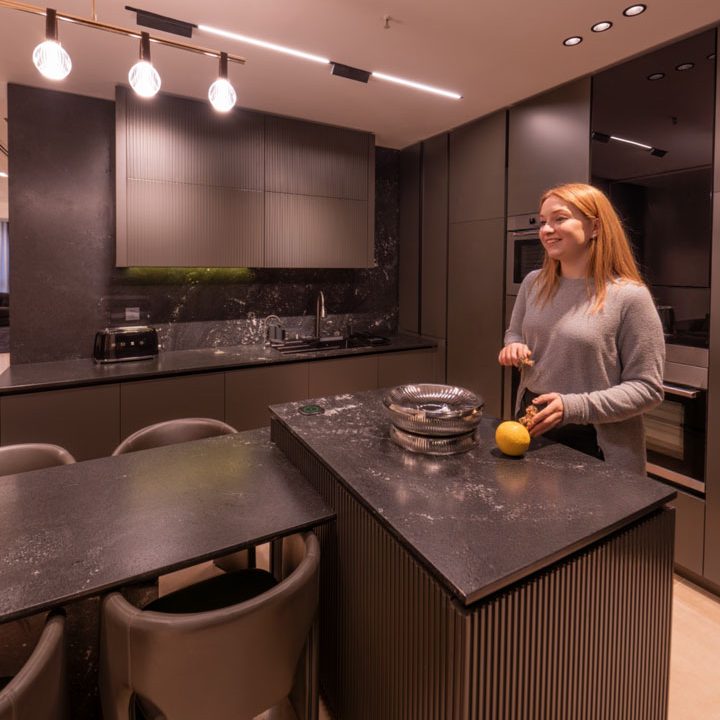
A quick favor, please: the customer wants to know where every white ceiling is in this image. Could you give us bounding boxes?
[0,0,719,172]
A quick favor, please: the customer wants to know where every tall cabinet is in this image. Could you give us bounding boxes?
[446,112,506,416]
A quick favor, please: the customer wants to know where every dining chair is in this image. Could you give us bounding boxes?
[0,612,67,720]
[0,443,75,475]
[99,532,320,720]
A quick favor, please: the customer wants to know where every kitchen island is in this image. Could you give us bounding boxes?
[270,390,676,720]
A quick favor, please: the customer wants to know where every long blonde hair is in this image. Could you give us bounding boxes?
[535,183,643,311]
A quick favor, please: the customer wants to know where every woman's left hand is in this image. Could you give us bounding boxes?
[527,393,564,437]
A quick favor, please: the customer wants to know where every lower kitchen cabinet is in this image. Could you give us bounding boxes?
[225,363,309,431]
[120,373,225,440]
[377,349,437,388]
[308,356,379,397]
[666,489,705,575]
[0,385,121,461]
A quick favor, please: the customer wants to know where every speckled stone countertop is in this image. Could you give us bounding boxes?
[270,390,675,605]
[0,334,434,395]
[0,428,334,623]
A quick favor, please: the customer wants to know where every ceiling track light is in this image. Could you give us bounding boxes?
[128,31,161,97]
[208,52,237,112]
[32,7,72,80]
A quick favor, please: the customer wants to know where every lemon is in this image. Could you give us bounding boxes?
[495,421,531,456]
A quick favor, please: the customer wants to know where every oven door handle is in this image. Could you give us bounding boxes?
[662,382,699,399]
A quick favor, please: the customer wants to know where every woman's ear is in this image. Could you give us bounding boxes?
[591,219,599,238]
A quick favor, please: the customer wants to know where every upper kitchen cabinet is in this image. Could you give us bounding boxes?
[116,88,264,267]
[449,111,506,223]
[507,79,591,215]
[264,116,375,268]
[116,89,375,268]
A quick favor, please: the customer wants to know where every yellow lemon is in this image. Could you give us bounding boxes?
[495,421,531,457]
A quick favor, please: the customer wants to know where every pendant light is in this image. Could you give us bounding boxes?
[208,52,237,112]
[32,8,72,80]
[128,31,161,98]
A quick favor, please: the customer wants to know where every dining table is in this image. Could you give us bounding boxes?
[0,427,334,718]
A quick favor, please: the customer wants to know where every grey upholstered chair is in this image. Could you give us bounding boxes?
[112,417,237,456]
[99,532,320,720]
[0,612,67,720]
[0,443,75,475]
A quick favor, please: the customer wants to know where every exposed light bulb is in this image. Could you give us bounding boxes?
[208,52,236,112]
[209,78,236,112]
[32,9,71,80]
[129,60,161,97]
[129,33,161,98]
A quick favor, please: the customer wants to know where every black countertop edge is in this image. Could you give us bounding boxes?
[0,334,437,396]
[1,517,335,625]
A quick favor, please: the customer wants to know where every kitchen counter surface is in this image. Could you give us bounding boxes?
[271,389,675,605]
[0,428,334,623]
[0,333,435,395]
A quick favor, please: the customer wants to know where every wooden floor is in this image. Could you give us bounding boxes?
[669,576,720,720]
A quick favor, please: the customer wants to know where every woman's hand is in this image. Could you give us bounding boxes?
[527,393,564,437]
[498,343,532,367]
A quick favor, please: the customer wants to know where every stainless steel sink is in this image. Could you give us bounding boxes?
[272,334,390,354]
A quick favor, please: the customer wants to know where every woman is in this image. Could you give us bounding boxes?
[498,183,664,474]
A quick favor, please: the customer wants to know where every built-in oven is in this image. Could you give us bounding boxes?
[506,213,545,295]
[645,344,707,495]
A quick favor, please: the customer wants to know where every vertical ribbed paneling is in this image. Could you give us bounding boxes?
[272,420,674,720]
[117,87,265,267]
[466,510,674,720]
[265,116,369,200]
[265,193,368,268]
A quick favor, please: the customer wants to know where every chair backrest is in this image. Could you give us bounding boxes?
[100,532,319,720]
[0,612,66,720]
[0,443,75,476]
[112,418,237,456]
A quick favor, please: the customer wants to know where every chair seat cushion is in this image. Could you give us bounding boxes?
[143,569,278,614]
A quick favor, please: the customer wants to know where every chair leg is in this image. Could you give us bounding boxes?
[306,617,319,720]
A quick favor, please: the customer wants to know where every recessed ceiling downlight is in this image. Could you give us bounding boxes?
[647,72,665,80]
[708,53,716,61]
[563,36,583,47]
[675,62,695,71]
[592,21,613,32]
[623,4,647,17]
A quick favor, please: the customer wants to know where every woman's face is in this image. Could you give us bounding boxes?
[538,195,597,268]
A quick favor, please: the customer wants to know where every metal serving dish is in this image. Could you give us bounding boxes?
[383,383,484,437]
[389,425,479,455]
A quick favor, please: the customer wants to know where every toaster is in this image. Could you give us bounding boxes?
[93,326,159,363]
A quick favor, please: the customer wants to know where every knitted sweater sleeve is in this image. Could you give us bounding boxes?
[503,272,533,346]
[561,285,665,425]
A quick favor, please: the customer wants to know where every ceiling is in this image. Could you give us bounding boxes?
[0,0,719,180]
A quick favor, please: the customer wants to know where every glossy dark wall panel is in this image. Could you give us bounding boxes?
[8,84,399,364]
[399,145,421,334]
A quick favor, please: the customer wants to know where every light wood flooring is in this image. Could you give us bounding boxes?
[669,576,720,719]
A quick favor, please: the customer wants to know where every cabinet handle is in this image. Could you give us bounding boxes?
[662,383,699,399]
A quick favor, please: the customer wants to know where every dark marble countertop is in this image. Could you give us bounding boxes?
[270,390,675,606]
[0,428,334,623]
[0,334,435,395]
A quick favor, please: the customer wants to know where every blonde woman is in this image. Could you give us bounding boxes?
[498,183,664,474]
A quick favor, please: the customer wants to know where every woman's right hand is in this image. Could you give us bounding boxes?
[498,343,532,367]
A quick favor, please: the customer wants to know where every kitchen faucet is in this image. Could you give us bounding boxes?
[315,290,326,338]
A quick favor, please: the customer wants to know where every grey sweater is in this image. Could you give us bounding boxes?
[504,270,665,475]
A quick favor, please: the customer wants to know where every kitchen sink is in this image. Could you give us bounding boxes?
[273,334,390,354]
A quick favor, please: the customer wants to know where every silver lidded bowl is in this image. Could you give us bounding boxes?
[383,383,484,437]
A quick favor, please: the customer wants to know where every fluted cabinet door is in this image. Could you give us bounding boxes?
[116,88,265,267]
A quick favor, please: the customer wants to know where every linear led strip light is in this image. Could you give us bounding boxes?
[592,131,667,157]
[199,24,463,100]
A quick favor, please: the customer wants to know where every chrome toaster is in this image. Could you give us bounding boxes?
[93,326,159,363]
